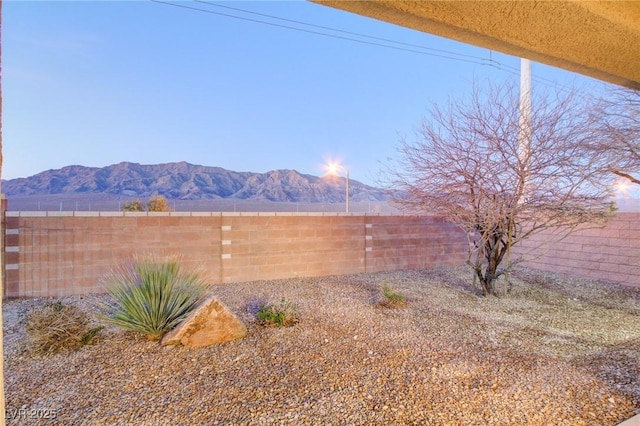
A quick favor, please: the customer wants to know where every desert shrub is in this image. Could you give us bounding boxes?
[122,199,145,212]
[121,196,171,212]
[256,298,299,327]
[146,195,171,212]
[26,301,103,354]
[379,284,406,308]
[100,256,206,341]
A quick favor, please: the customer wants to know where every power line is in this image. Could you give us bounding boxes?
[151,0,573,93]
[195,0,485,62]
[151,0,490,66]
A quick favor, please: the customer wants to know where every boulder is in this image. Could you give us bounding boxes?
[161,296,247,348]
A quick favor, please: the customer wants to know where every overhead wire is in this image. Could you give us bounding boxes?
[151,0,491,66]
[151,0,572,92]
[195,0,485,62]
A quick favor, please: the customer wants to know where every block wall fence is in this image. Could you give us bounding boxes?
[2,212,467,298]
[514,212,640,288]
[2,211,638,298]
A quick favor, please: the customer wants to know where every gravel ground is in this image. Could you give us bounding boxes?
[4,267,640,425]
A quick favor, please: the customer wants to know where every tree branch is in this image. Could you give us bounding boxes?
[612,170,640,185]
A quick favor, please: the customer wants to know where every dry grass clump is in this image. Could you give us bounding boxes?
[25,301,102,355]
[256,298,299,327]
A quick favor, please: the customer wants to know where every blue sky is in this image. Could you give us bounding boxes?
[4,0,611,186]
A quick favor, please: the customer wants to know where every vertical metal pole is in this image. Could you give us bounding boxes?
[518,58,532,182]
[345,169,350,213]
[508,58,532,294]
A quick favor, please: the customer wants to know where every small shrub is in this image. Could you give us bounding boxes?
[256,298,299,327]
[122,199,144,212]
[26,301,102,354]
[146,195,171,212]
[121,196,171,212]
[380,284,406,308]
[100,255,206,341]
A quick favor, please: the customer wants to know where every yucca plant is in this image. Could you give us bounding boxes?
[101,256,207,341]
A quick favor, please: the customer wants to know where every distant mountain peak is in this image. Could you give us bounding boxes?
[2,161,388,203]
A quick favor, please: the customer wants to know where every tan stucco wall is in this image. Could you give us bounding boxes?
[313,1,640,89]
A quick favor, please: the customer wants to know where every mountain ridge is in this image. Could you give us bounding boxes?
[2,161,387,203]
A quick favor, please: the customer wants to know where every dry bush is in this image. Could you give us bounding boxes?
[26,302,102,355]
[146,195,171,212]
[121,199,144,212]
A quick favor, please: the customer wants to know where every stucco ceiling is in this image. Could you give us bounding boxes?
[312,1,640,89]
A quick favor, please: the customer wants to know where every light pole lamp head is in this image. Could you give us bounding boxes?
[323,160,350,213]
[325,161,347,176]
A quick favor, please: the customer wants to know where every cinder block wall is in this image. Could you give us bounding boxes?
[3,212,468,298]
[514,212,640,287]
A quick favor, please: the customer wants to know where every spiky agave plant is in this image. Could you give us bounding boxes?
[101,255,207,341]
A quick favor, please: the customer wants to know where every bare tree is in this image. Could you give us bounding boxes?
[590,87,640,185]
[387,81,616,296]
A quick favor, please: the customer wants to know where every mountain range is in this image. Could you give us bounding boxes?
[2,162,388,203]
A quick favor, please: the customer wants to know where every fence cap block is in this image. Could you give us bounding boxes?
[8,211,48,217]
[75,211,100,217]
[168,211,191,217]
[190,211,215,217]
[49,211,74,217]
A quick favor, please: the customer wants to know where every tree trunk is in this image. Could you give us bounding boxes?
[479,233,508,296]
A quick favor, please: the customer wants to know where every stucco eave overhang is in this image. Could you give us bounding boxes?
[312,0,640,89]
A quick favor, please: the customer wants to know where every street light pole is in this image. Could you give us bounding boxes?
[325,161,350,213]
[345,168,350,213]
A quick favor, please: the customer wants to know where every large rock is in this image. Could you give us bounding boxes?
[161,296,247,348]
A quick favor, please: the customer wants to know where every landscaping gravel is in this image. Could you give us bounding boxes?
[4,267,640,425]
